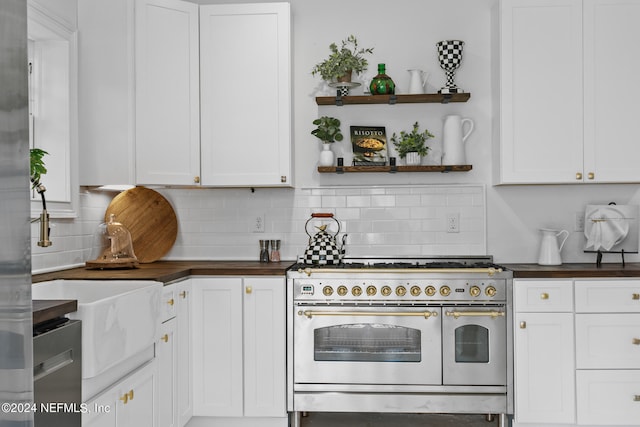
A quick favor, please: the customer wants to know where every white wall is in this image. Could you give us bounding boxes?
[32,0,640,272]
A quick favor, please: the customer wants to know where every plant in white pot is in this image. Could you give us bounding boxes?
[311,35,373,94]
[311,116,343,167]
[391,122,434,166]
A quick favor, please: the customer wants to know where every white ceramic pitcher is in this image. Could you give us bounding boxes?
[538,228,569,266]
[442,115,474,165]
[407,69,429,94]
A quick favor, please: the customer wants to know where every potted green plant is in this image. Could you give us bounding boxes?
[311,35,374,83]
[311,116,343,166]
[30,148,48,189]
[390,122,434,165]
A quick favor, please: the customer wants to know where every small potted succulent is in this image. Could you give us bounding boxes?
[311,35,373,83]
[311,116,343,166]
[391,122,434,165]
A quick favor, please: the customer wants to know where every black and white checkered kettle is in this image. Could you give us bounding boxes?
[303,213,347,265]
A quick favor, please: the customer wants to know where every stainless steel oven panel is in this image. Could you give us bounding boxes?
[442,306,507,385]
[293,305,442,385]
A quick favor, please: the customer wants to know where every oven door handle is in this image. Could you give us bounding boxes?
[445,310,505,319]
[298,310,438,319]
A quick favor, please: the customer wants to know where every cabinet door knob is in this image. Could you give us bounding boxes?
[194,176,200,184]
[520,321,526,329]
[128,390,134,401]
[633,338,640,345]
[634,395,640,402]
[161,334,169,343]
[119,394,129,404]
[587,172,595,180]
[576,172,582,180]
[179,291,187,299]
[281,176,287,183]
[540,293,549,300]
[633,293,640,300]
[167,298,174,306]
[246,286,252,294]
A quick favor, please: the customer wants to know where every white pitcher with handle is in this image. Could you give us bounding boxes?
[538,228,569,266]
[442,115,474,165]
[407,69,429,94]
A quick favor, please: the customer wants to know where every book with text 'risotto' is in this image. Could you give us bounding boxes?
[350,125,387,166]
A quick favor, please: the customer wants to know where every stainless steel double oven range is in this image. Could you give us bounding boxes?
[286,256,514,427]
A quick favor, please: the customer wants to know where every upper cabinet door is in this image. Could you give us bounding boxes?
[498,0,584,184]
[583,0,640,183]
[135,0,200,186]
[199,3,292,187]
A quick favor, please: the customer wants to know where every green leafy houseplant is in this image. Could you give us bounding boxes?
[311,116,344,143]
[311,35,374,82]
[30,148,48,189]
[391,122,434,158]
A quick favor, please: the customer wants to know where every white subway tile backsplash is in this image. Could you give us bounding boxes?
[32,184,486,272]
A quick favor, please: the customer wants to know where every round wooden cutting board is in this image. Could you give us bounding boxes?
[104,187,178,263]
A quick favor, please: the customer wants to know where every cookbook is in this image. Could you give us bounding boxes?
[350,126,387,166]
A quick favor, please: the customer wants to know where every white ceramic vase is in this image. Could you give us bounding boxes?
[319,143,334,166]
[405,152,422,166]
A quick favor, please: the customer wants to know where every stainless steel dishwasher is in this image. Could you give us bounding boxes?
[33,318,81,427]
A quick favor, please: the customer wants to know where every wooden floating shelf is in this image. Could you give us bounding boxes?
[317,165,473,173]
[315,92,471,106]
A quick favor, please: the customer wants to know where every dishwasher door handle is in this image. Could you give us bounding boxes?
[33,349,74,381]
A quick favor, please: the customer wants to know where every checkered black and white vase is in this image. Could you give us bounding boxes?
[436,40,465,94]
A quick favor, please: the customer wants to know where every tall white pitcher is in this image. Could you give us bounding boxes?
[442,115,474,165]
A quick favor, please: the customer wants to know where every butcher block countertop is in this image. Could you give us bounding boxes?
[504,262,640,278]
[33,299,77,325]
[32,260,296,284]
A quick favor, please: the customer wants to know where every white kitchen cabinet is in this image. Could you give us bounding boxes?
[574,279,640,425]
[135,1,292,187]
[157,280,192,427]
[513,280,576,424]
[78,0,135,186]
[191,276,286,424]
[175,280,193,427]
[199,3,292,187]
[84,359,158,427]
[497,0,640,184]
[135,0,200,186]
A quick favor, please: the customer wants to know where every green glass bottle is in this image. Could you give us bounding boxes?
[369,63,395,95]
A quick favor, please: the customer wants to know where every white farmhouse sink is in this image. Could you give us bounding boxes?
[32,280,162,379]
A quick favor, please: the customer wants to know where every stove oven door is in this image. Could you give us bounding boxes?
[293,305,442,385]
[442,306,507,385]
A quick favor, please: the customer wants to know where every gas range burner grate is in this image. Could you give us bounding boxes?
[290,257,507,271]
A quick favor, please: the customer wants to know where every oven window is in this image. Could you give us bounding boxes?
[454,325,489,363]
[314,324,421,362]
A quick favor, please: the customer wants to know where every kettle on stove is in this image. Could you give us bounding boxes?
[303,213,347,265]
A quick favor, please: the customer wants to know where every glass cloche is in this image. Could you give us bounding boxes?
[86,214,139,269]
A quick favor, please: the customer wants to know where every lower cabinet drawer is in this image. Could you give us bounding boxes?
[576,370,640,425]
[576,314,640,369]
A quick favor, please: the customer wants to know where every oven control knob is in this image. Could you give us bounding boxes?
[469,285,481,297]
[440,286,451,296]
[366,285,377,296]
[425,286,436,296]
[396,286,407,297]
[381,285,392,296]
[485,286,497,297]
[352,286,363,297]
[410,286,421,296]
[337,285,348,296]
[322,286,333,296]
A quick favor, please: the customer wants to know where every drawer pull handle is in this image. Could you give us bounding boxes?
[161,334,169,343]
[520,321,526,329]
[635,395,640,402]
[120,390,134,404]
[633,338,640,345]
[167,298,174,306]
[633,293,640,300]
[180,291,187,298]
[540,293,549,300]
